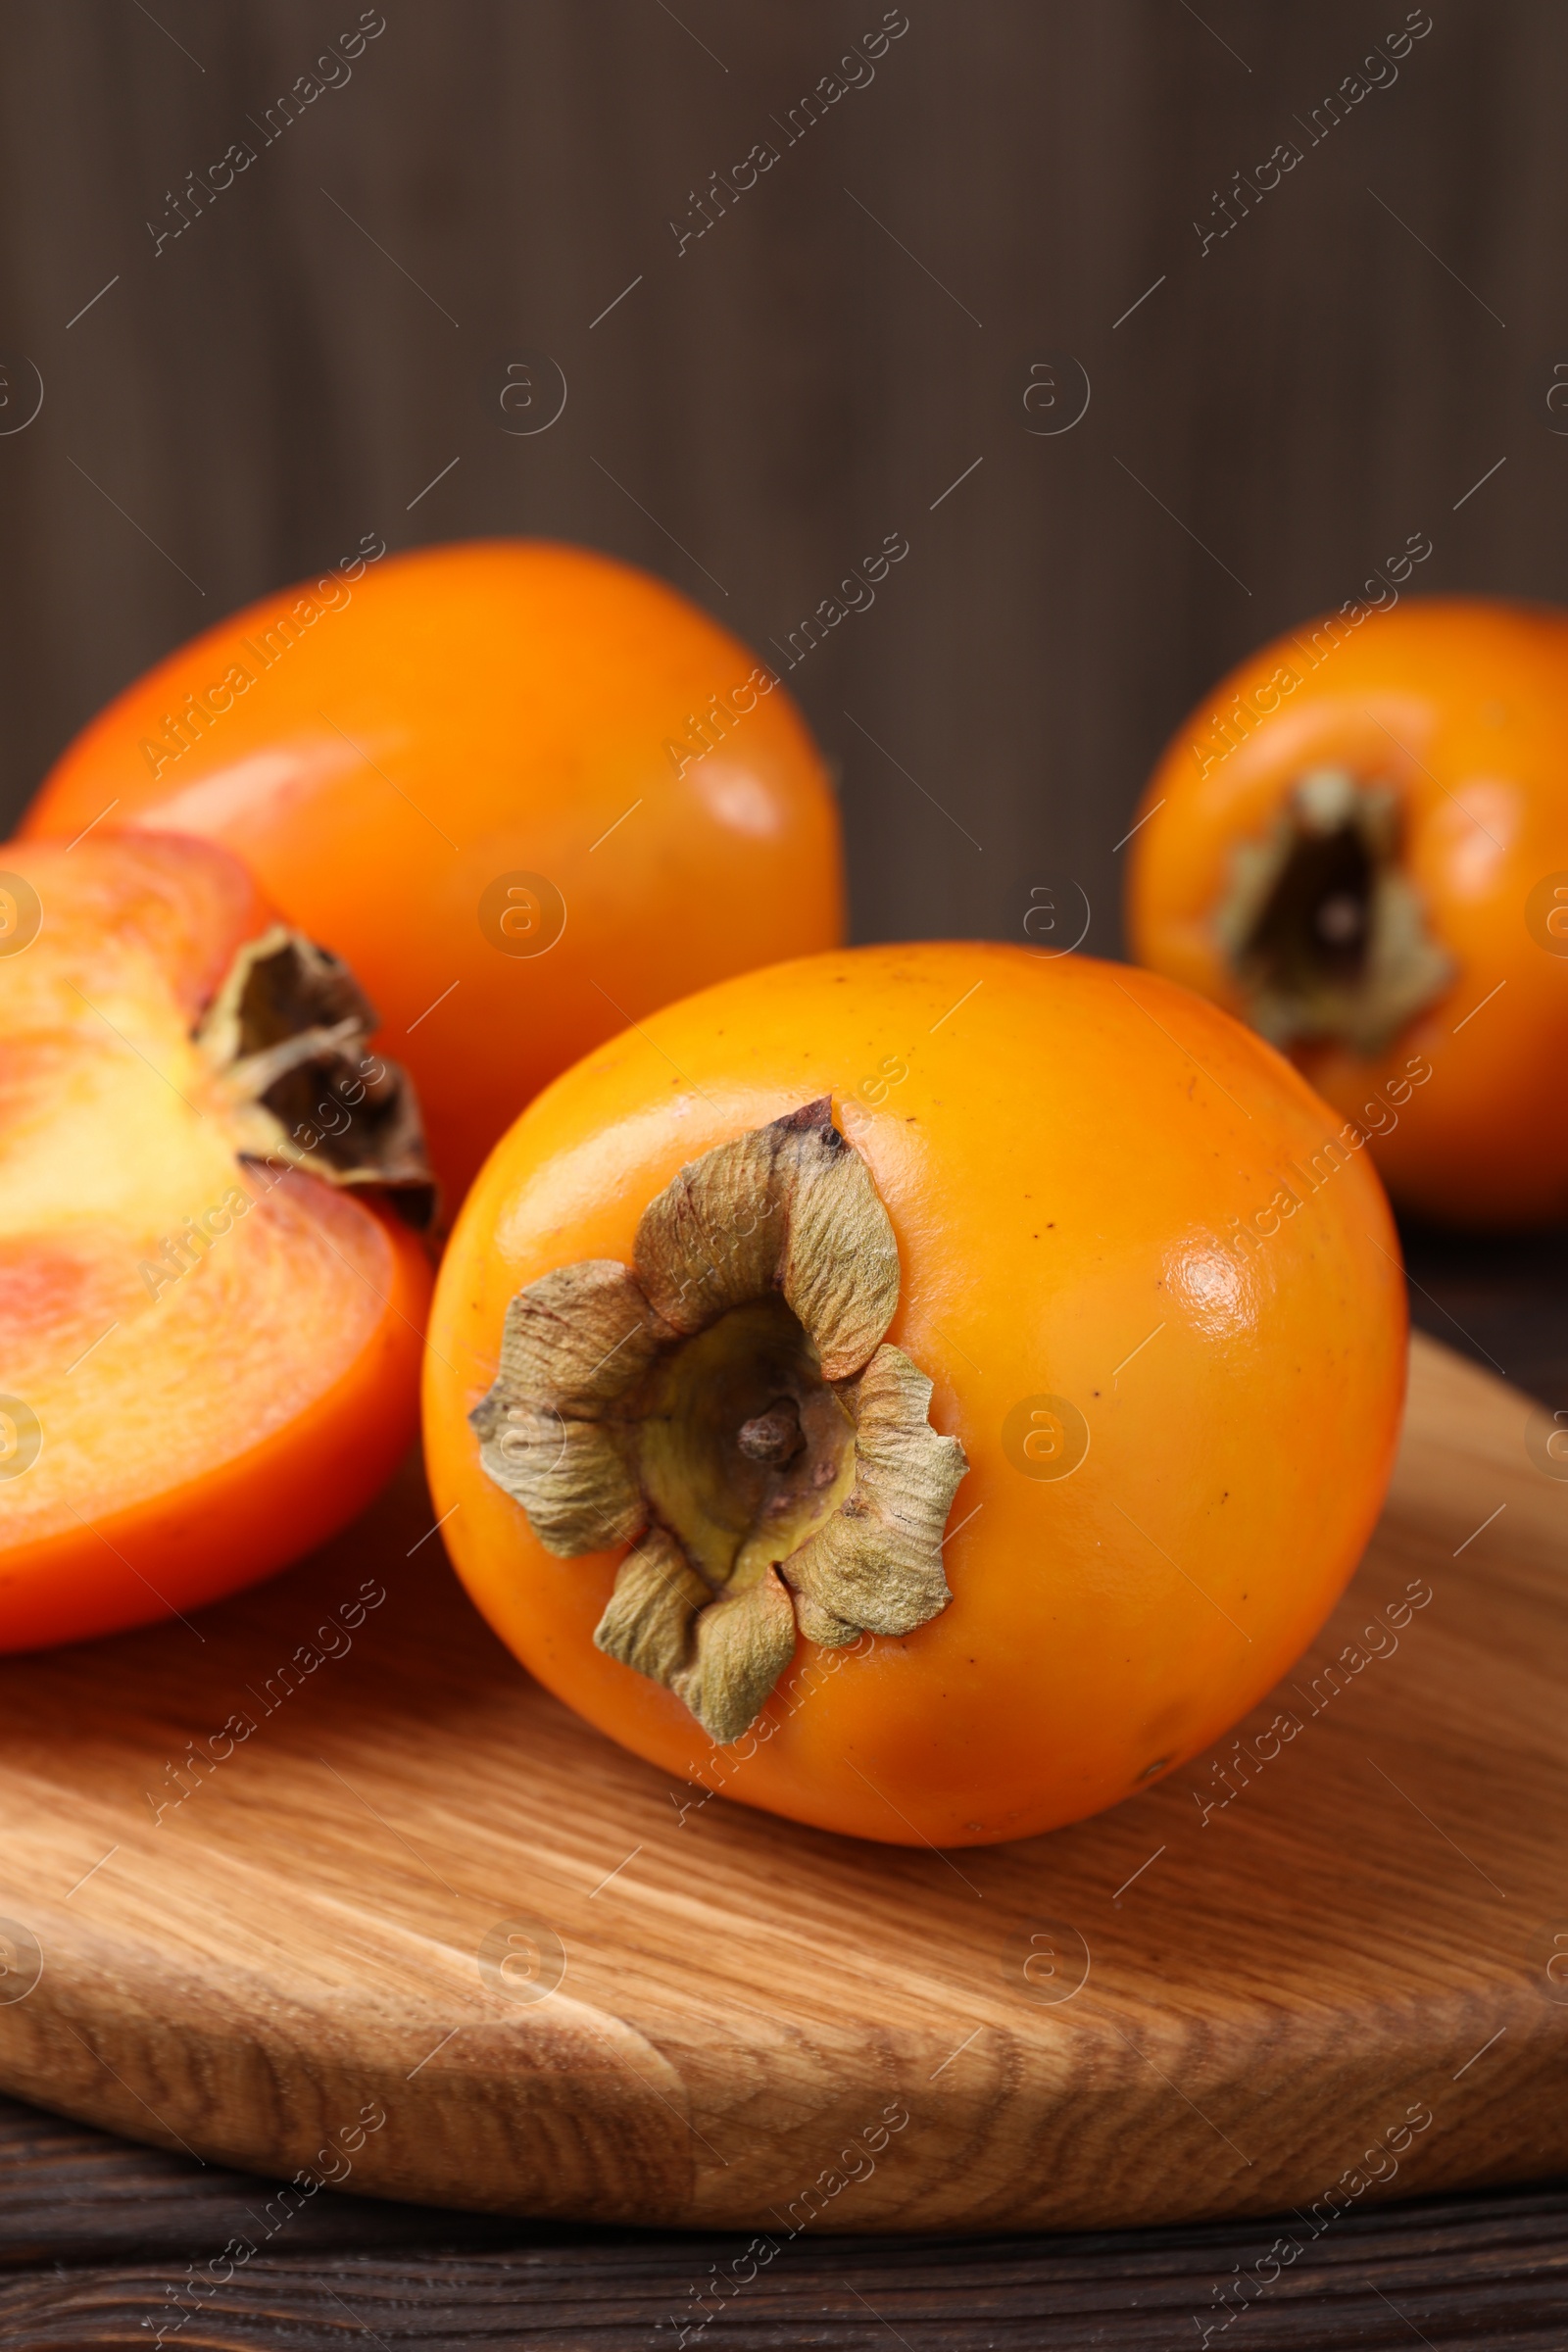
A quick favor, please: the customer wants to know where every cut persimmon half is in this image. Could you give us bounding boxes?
[0,832,433,1652]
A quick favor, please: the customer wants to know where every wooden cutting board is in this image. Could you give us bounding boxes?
[0,1331,1564,2237]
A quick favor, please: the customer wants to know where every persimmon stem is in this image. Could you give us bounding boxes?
[195,926,435,1227]
[1215,769,1452,1056]
[738,1397,805,1466]
[470,1101,969,1744]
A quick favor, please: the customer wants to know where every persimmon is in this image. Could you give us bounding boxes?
[22,538,845,1206]
[1126,596,1568,1228]
[423,942,1406,1847]
[0,833,431,1652]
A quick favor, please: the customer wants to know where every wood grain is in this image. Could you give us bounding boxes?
[0,2090,531,2273]
[0,2080,1565,2352]
[5,2225,1568,2352]
[0,1332,1563,2235]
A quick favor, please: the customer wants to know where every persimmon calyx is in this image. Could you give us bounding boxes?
[469,1099,968,1743]
[195,925,435,1227]
[1215,768,1453,1056]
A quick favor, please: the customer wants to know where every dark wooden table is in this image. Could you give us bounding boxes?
[4,1219,1566,2350]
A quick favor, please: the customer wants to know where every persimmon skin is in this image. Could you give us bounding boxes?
[423,943,1407,1848]
[1127,597,1568,1228]
[23,539,845,1206]
[0,834,432,1653]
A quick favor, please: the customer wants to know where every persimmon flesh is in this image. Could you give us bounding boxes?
[1127,596,1568,1227]
[0,835,431,1652]
[424,943,1406,1847]
[22,538,845,1206]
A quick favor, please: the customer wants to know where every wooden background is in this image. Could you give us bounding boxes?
[0,0,1560,956]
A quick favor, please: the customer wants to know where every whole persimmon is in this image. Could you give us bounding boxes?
[1126,596,1568,1228]
[22,538,845,1206]
[423,942,1406,1847]
[0,833,431,1652]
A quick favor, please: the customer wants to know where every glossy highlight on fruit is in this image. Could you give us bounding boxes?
[1127,596,1568,1227]
[423,942,1407,1847]
[24,539,846,1206]
[0,834,431,1652]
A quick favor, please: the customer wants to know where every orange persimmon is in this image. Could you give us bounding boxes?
[0,833,431,1652]
[23,539,845,1207]
[1126,596,1568,1227]
[423,942,1406,1847]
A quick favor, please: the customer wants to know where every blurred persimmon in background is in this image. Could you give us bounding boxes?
[24,540,845,1209]
[1126,597,1568,1228]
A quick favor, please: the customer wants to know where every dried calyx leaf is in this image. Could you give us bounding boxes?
[1216,770,1452,1057]
[632,1097,901,1378]
[782,1346,963,1647]
[471,1100,968,1744]
[196,925,435,1228]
